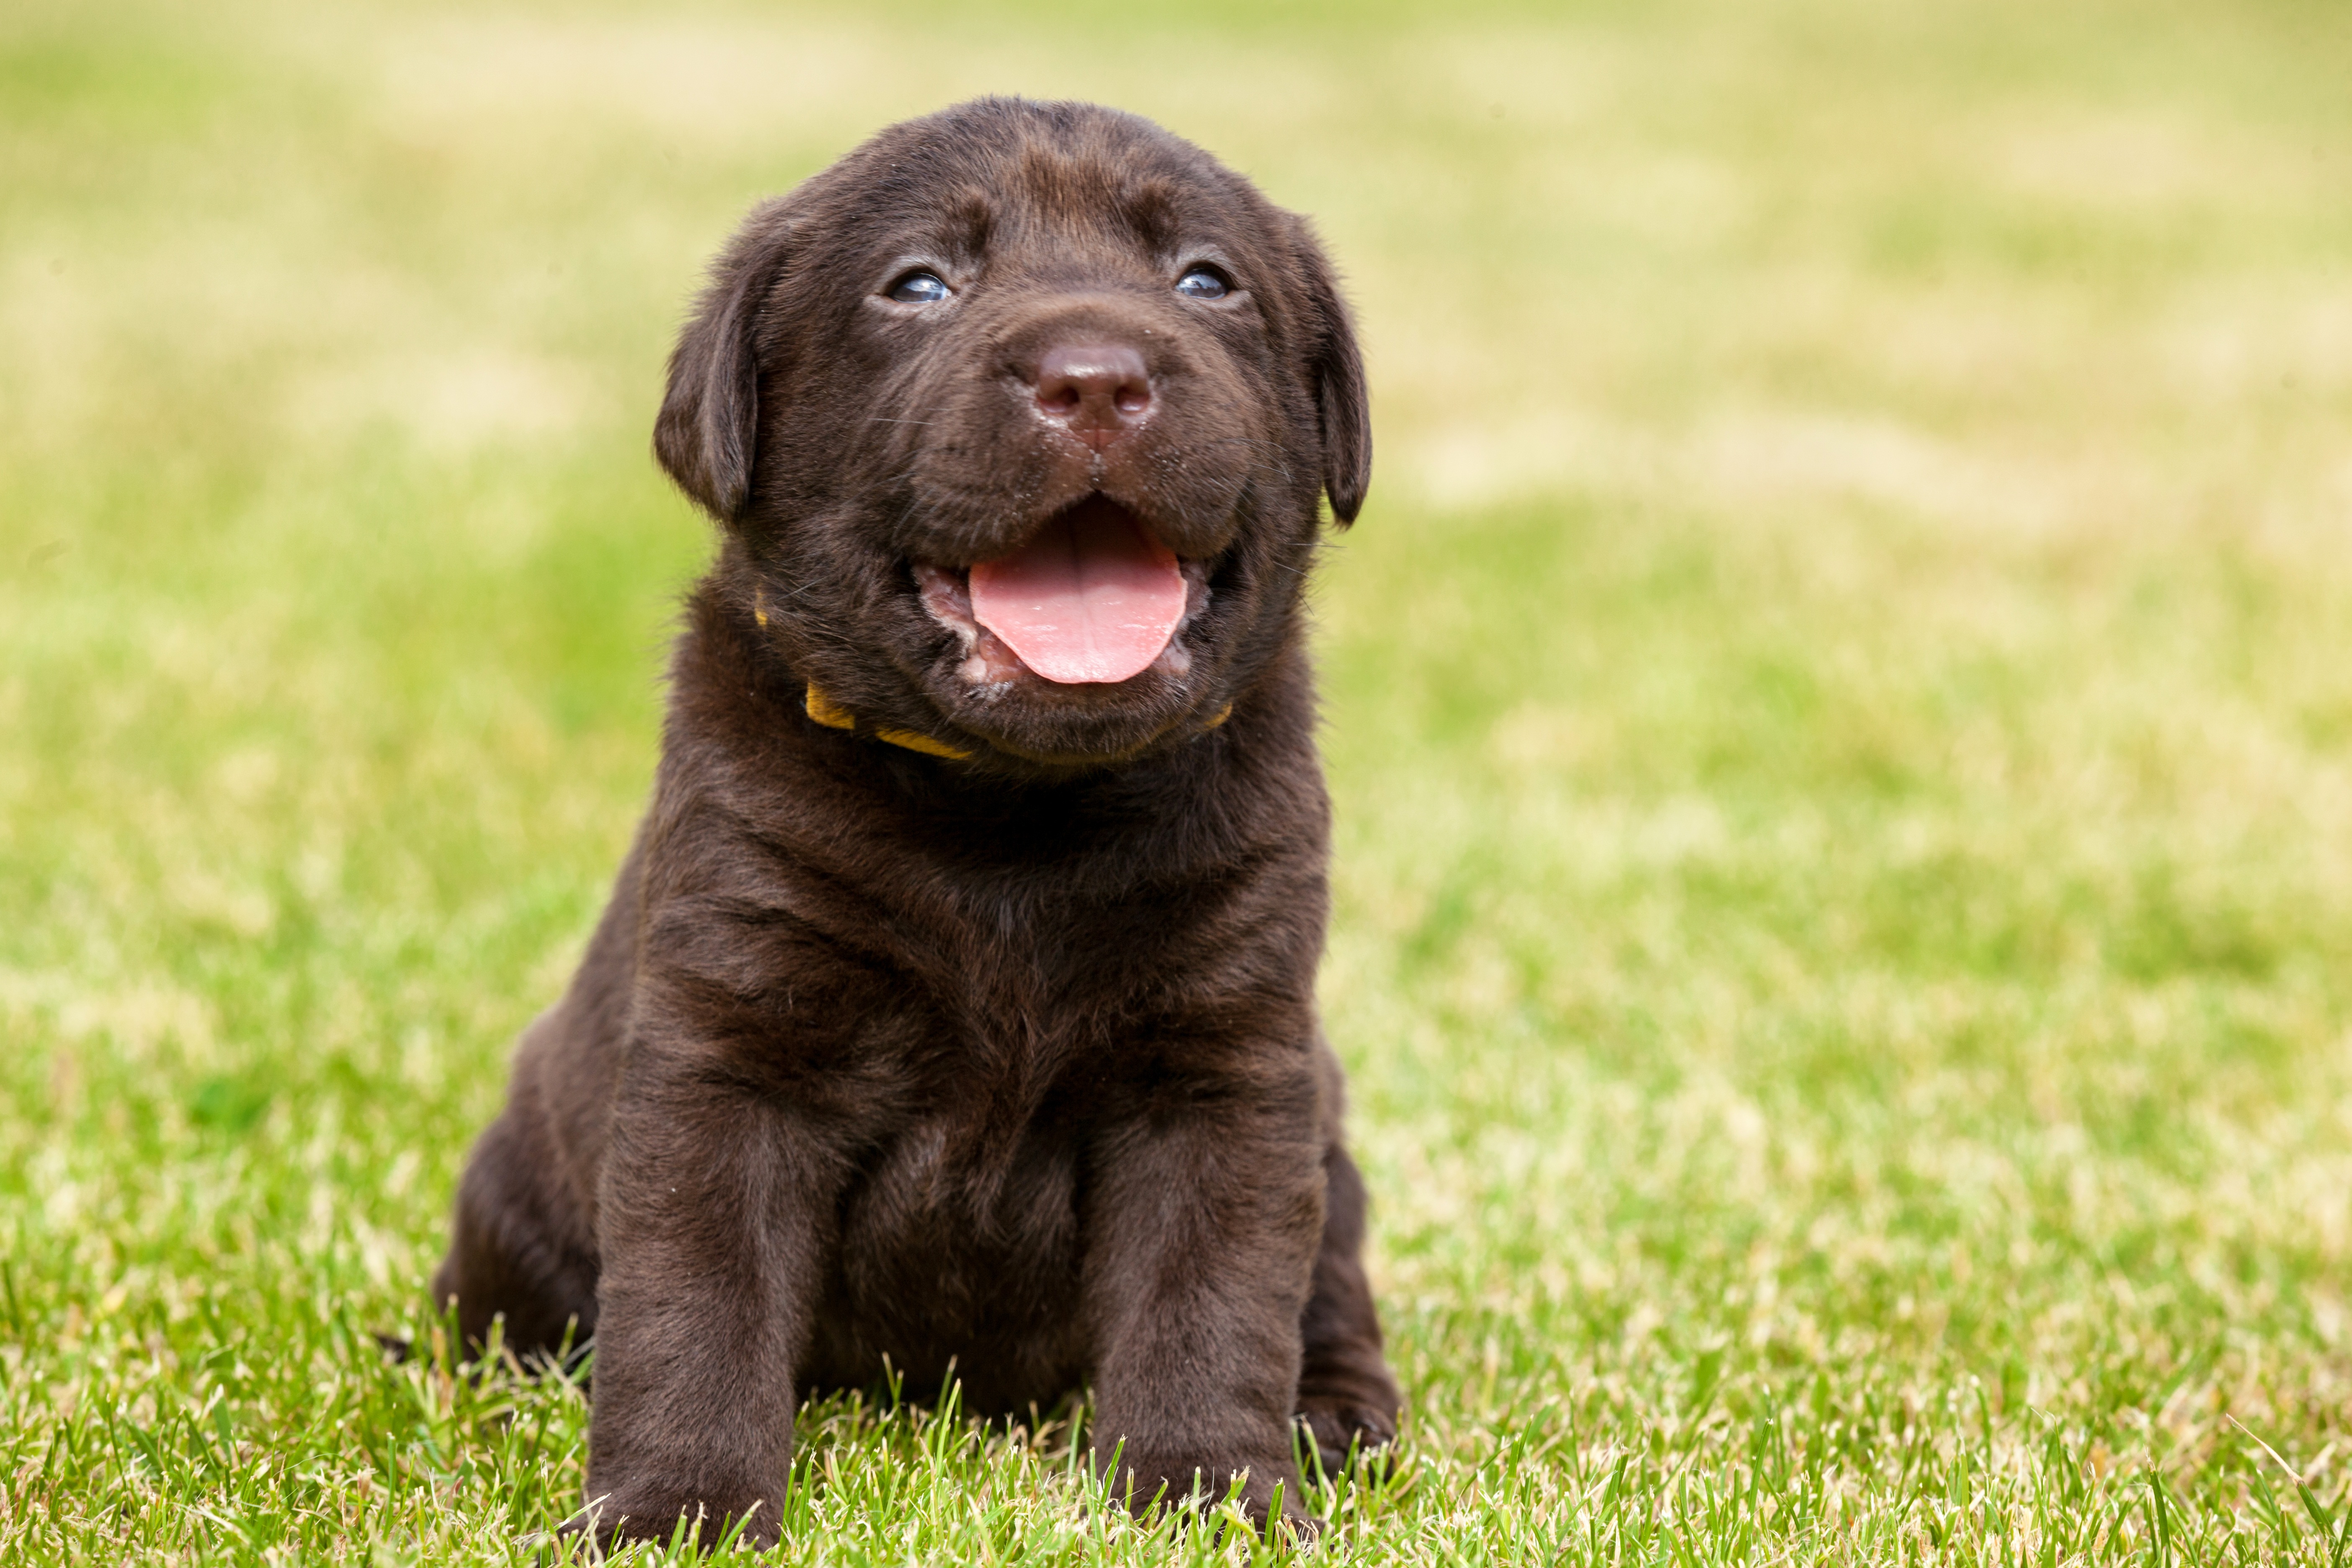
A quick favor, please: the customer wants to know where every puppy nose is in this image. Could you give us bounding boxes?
[1033,344,1153,448]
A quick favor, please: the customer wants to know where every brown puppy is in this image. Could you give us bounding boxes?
[432,97,1398,1550]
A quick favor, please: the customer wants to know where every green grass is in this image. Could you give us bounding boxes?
[8,0,2352,1560]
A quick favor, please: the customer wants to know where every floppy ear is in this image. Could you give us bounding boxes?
[654,200,792,523]
[1290,217,1372,525]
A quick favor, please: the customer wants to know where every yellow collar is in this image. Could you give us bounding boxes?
[803,683,976,760]
[804,682,1232,762]
[756,586,977,758]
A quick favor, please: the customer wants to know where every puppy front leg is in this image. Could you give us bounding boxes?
[580,1084,837,1552]
[1084,1083,1326,1530]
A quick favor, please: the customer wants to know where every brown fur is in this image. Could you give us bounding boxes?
[432,97,1398,1550]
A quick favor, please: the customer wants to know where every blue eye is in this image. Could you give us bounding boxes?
[1175,267,1231,300]
[888,270,951,304]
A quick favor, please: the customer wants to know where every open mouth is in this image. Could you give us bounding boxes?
[916,497,1205,689]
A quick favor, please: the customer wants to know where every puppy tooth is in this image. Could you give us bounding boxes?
[958,625,1027,687]
[1179,560,1212,627]
[914,562,981,654]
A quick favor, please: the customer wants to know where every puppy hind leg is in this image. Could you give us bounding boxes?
[431,1107,600,1369]
[1294,1142,1401,1478]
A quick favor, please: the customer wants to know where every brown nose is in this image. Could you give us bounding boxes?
[1033,344,1153,449]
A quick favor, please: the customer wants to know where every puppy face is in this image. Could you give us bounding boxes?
[656,98,1369,770]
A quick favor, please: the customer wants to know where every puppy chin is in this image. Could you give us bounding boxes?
[929,661,1205,767]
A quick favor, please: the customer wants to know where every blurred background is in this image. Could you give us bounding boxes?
[6,0,2352,1559]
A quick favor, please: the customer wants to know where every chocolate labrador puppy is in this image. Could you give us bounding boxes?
[431,96,1398,1550]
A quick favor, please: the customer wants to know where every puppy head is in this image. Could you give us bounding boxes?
[657,98,1369,771]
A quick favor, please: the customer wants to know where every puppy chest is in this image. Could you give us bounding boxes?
[833,1114,1089,1330]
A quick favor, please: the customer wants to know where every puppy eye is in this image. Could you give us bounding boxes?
[887,270,952,304]
[1174,266,1232,300]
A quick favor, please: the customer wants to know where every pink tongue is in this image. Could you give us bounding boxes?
[968,500,1188,684]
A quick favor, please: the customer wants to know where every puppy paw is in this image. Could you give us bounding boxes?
[1101,1447,1315,1536]
[562,1491,780,1554]
[1295,1395,1398,1480]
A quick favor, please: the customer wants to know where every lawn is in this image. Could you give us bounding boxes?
[6,0,2352,1561]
